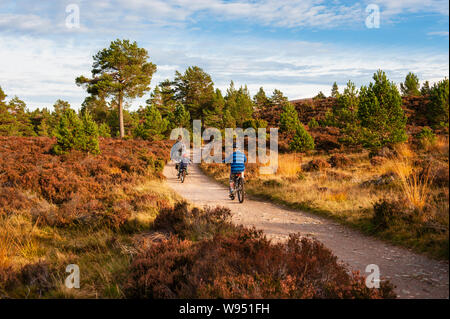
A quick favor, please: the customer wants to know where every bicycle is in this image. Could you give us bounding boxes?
[230,172,245,203]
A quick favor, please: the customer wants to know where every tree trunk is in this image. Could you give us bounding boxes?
[118,93,125,138]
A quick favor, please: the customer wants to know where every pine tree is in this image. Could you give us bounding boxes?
[0,93,35,136]
[222,108,236,129]
[76,39,157,138]
[400,72,420,96]
[10,96,36,136]
[52,109,86,155]
[280,102,300,133]
[173,66,215,121]
[253,87,271,110]
[204,89,225,128]
[98,122,111,138]
[290,124,315,152]
[331,82,340,98]
[147,80,176,117]
[270,89,289,107]
[358,70,407,148]
[420,81,431,95]
[80,111,100,154]
[173,103,191,129]
[426,78,449,127]
[313,91,326,100]
[134,104,168,140]
[0,87,14,136]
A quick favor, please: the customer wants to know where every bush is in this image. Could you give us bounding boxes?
[370,156,387,166]
[371,199,410,231]
[289,124,315,152]
[416,127,436,148]
[328,154,352,168]
[304,158,330,172]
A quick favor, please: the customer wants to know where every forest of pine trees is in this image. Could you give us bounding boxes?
[0,40,448,155]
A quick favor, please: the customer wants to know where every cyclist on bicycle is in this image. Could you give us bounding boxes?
[171,135,187,172]
[178,152,191,178]
[223,142,247,198]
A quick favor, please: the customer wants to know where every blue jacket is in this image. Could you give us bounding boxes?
[224,150,247,173]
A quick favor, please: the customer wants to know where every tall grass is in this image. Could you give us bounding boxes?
[276,153,302,177]
[391,144,433,215]
[0,226,14,268]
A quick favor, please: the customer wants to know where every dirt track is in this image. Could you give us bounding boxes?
[163,161,449,299]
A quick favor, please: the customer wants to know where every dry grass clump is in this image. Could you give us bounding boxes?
[276,153,302,177]
[385,144,433,214]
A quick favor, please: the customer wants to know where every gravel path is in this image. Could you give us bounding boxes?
[163,162,449,299]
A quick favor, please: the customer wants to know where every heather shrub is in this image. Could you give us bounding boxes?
[125,229,396,299]
[0,137,171,229]
[304,158,331,171]
[153,202,233,241]
[328,154,352,168]
[371,199,409,231]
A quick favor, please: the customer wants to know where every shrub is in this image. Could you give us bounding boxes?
[372,199,409,231]
[416,127,436,149]
[304,158,330,172]
[370,156,387,166]
[289,124,315,152]
[328,154,352,168]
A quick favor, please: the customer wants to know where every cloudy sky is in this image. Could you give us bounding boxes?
[0,0,448,111]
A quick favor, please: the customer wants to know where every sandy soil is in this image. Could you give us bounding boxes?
[163,161,449,299]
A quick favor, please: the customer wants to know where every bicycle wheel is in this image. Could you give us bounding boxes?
[181,169,186,183]
[237,178,244,203]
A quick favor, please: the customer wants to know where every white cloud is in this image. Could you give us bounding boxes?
[427,31,449,37]
[0,34,448,110]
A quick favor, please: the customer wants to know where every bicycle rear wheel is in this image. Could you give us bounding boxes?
[237,178,244,203]
[181,169,186,183]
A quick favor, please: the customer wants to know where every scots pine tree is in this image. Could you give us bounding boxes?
[400,72,420,96]
[280,102,300,133]
[290,124,315,152]
[357,70,407,148]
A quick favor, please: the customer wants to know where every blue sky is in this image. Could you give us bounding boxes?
[0,0,448,111]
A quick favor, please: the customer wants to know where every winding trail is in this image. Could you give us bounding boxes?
[163,161,449,299]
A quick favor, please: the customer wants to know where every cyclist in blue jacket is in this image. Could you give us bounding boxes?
[223,143,247,198]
